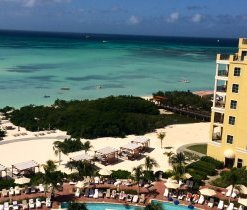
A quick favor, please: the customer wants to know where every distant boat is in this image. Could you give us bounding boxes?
[60,87,70,90]
[179,79,190,83]
[217,39,220,43]
[102,40,108,43]
[96,85,102,89]
[44,95,50,98]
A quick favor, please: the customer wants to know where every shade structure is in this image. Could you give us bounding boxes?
[75,181,88,188]
[224,149,235,159]
[199,188,216,197]
[238,198,247,207]
[120,143,141,150]
[164,182,180,189]
[70,153,93,162]
[14,177,30,185]
[99,168,112,176]
[13,160,39,171]
[96,147,118,156]
[227,185,247,195]
[131,137,149,144]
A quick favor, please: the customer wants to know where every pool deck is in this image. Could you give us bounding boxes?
[0,181,238,210]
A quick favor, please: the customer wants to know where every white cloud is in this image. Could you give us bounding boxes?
[128,15,140,25]
[0,0,71,7]
[166,12,179,23]
[191,13,203,23]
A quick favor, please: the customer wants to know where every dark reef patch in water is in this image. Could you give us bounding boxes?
[6,63,59,73]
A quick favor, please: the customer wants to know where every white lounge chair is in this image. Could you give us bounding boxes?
[3,202,9,210]
[46,197,52,208]
[1,189,8,197]
[226,190,232,197]
[36,198,42,208]
[38,184,45,193]
[132,195,139,203]
[139,194,145,203]
[0,204,3,210]
[14,186,21,195]
[163,188,169,197]
[12,201,19,210]
[227,203,234,210]
[93,189,99,198]
[111,190,117,198]
[198,195,205,204]
[114,180,121,186]
[217,200,224,209]
[106,189,111,198]
[29,199,35,209]
[238,205,243,210]
[231,192,237,198]
[21,200,28,210]
[119,191,125,200]
[94,177,100,184]
[208,198,214,208]
[9,187,15,196]
[75,188,80,197]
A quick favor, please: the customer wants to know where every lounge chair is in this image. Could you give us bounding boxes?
[29,199,35,209]
[238,205,243,210]
[14,186,21,195]
[9,187,15,196]
[3,202,9,210]
[163,188,169,197]
[208,198,214,208]
[84,188,89,197]
[12,201,19,210]
[198,195,205,205]
[111,190,117,199]
[24,187,31,194]
[217,200,224,209]
[119,191,125,200]
[231,192,237,198]
[89,189,95,198]
[93,189,99,198]
[36,198,42,208]
[106,189,111,198]
[226,190,232,197]
[227,203,234,210]
[132,195,139,203]
[46,197,52,208]
[1,189,8,197]
[114,180,121,186]
[75,188,80,197]
[126,194,133,202]
[0,205,3,210]
[186,193,192,202]
[139,194,145,203]
[94,177,100,184]
[178,194,185,200]
[31,186,36,193]
[192,194,200,203]
[38,184,45,193]
[98,190,103,198]
[21,200,28,210]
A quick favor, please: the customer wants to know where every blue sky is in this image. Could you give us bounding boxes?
[0,0,246,38]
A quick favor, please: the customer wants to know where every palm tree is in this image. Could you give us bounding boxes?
[53,141,62,165]
[132,165,143,195]
[164,151,174,165]
[172,164,185,183]
[143,156,159,171]
[170,152,186,166]
[145,202,164,210]
[157,132,166,148]
[43,160,57,173]
[223,169,239,202]
[83,141,93,154]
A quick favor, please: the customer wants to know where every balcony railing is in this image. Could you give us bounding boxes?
[241,38,247,45]
[216,85,227,93]
[217,54,230,61]
[214,113,224,124]
[215,101,225,108]
[218,70,228,77]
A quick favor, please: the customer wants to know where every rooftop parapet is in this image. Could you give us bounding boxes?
[239,38,247,49]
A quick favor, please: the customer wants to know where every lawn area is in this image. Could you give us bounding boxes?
[187,144,208,154]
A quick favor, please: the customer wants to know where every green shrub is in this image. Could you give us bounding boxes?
[0,179,15,190]
[124,189,138,195]
[143,171,155,181]
[187,160,217,176]
[111,170,131,179]
[200,156,224,169]
[162,170,173,179]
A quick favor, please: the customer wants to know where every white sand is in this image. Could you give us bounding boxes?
[0,122,210,173]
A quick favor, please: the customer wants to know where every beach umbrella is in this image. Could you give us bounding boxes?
[14,177,30,185]
[99,168,112,176]
[183,173,192,179]
[227,185,247,195]
[199,188,216,197]
[164,182,180,189]
[75,181,88,188]
[238,198,247,207]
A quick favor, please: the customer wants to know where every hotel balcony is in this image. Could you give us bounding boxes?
[211,125,223,143]
[216,85,227,93]
[239,38,247,48]
[216,54,230,64]
[217,70,228,77]
[213,112,224,125]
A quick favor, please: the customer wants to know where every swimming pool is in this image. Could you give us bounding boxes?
[61,201,196,210]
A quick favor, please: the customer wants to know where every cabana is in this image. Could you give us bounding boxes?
[131,137,150,151]
[12,160,39,177]
[0,164,7,179]
[70,153,94,163]
[95,147,118,165]
[120,143,142,160]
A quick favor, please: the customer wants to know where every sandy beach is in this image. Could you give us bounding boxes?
[0,120,210,173]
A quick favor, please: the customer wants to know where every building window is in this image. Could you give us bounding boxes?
[232,84,239,93]
[237,159,243,168]
[229,116,235,125]
[234,67,241,76]
[226,135,233,144]
[230,100,237,109]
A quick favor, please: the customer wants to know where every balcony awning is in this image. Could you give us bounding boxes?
[224,149,235,159]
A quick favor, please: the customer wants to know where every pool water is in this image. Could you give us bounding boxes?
[61,201,196,210]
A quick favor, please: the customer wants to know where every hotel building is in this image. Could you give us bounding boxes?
[207,38,247,168]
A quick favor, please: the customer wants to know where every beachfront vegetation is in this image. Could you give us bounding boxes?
[8,96,199,139]
[67,160,97,177]
[157,132,166,148]
[0,129,5,138]
[143,156,159,172]
[153,90,212,111]
[111,170,131,179]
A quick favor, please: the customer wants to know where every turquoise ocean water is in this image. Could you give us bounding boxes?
[0,30,237,108]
